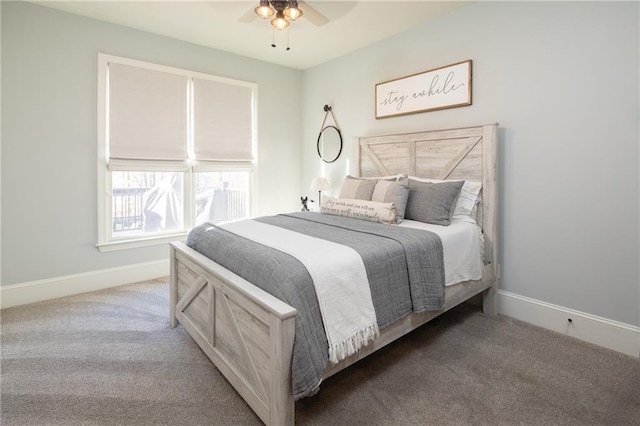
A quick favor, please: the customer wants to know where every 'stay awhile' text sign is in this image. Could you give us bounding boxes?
[375,60,472,119]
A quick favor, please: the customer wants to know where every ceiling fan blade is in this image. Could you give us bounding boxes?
[299,0,329,27]
[238,6,257,23]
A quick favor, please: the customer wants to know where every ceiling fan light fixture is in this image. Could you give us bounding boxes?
[283,1,303,21]
[254,0,275,19]
[271,10,290,30]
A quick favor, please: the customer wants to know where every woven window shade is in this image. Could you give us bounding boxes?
[108,63,188,162]
[193,78,253,162]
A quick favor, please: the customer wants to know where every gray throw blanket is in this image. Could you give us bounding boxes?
[186,212,445,400]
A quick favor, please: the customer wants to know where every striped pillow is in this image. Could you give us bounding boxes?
[371,179,409,223]
[338,175,377,200]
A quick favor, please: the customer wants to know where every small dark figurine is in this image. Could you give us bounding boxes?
[301,196,311,212]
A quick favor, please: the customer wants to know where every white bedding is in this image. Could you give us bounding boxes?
[398,219,483,286]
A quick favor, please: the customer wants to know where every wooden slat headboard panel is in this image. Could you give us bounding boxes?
[353,124,498,270]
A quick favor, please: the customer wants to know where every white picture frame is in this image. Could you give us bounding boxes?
[375,60,472,119]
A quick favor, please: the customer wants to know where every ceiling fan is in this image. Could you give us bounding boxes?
[238,0,329,29]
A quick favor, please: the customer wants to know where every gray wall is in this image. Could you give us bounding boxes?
[1,1,303,285]
[301,2,640,326]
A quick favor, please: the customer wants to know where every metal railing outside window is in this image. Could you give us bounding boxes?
[113,184,248,234]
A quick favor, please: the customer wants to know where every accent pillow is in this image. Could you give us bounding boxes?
[409,176,482,222]
[321,197,397,225]
[371,179,409,223]
[405,180,464,225]
[338,175,377,200]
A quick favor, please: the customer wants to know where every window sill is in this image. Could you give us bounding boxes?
[97,232,188,252]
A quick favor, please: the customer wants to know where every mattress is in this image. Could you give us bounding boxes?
[398,218,483,286]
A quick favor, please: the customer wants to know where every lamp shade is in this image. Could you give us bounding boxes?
[284,1,303,20]
[254,0,274,19]
[271,11,290,30]
[309,177,330,192]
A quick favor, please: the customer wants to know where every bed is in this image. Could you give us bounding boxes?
[169,123,499,425]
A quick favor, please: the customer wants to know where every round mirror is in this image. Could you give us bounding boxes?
[317,125,343,163]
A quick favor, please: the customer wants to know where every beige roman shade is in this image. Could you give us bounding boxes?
[193,78,254,163]
[108,63,188,163]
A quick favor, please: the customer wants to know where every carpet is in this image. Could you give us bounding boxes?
[1,279,638,425]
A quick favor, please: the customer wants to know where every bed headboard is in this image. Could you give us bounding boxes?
[353,123,498,270]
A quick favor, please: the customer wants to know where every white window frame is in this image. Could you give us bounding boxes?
[97,54,258,252]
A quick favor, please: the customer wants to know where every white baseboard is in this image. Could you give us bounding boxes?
[0,260,170,309]
[3,268,638,359]
[498,290,640,359]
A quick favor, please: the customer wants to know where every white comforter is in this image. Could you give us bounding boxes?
[399,219,483,286]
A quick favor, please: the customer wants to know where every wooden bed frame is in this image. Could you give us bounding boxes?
[169,123,499,425]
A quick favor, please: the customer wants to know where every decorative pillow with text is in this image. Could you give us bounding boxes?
[321,197,397,224]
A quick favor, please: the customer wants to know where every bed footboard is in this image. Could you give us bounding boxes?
[170,242,297,426]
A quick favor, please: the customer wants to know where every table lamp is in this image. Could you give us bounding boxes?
[309,177,330,207]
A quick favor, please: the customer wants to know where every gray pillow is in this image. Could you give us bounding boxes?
[339,175,377,200]
[405,180,464,225]
[371,179,409,223]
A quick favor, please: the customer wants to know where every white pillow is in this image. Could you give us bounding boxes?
[359,173,407,181]
[408,176,482,222]
[321,197,397,224]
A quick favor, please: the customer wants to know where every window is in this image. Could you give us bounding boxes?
[97,54,257,251]
[194,171,251,227]
[111,171,184,236]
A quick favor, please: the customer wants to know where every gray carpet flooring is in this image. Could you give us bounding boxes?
[1,278,638,425]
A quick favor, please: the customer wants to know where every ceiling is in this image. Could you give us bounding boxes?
[33,1,472,70]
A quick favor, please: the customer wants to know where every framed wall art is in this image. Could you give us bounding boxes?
[375,60,472,119]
